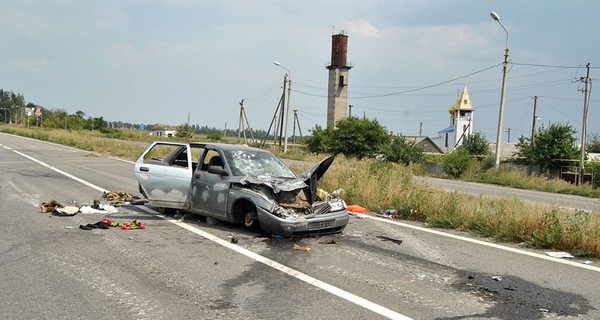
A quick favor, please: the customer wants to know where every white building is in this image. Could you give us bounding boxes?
[431,85,475,152]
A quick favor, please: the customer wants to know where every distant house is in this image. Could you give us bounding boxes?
[402,136,444,154]
[151,126,176,138]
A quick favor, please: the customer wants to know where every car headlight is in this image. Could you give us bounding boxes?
[328,199,346,212]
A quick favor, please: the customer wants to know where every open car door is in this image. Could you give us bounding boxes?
[135,141,203,209]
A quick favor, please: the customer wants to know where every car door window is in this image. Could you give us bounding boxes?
[201,149,224,171]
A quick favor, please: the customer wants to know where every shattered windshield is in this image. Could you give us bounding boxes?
[225,150,296,178]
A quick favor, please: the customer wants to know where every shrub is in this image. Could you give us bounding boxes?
[442,147,472,178]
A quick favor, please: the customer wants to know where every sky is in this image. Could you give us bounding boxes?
[1,0,599,142]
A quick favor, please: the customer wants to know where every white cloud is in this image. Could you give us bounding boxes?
[347,20,381,38]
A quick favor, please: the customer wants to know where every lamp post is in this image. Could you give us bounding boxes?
[490,11,510,173]
[273,60,292,153]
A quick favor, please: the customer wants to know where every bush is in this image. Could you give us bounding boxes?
[382,136,424,165]
[207,132,223,141]
[442,147,473,178]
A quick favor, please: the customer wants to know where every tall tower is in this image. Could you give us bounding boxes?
[326,30,352,127]
[448,84,475,148]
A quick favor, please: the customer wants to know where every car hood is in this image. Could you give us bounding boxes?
[238,154,336,204]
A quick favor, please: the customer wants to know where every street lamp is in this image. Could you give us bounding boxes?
[273,60,292,153]
[490,11,510,173]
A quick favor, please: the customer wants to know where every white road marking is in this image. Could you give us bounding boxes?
[5,145,413,320]
[3,146,108,194]
[356,213,600,272]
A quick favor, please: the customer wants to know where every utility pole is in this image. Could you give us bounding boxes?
[224,122,227,137]
[528,96,538,175]
[283,74,292,153]
[578,63,592,186]
[278,76,287,148]
[505,128,511,143]
[348,105,353,117]
[419,122,423,136]
[237,99,245,143]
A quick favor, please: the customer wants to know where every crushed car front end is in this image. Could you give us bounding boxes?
[255,198,349,236]
[231,154,349,236]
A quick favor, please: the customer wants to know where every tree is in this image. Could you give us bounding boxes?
[516,123,579,173]
[382,136,424,165]
[175,123,195,138]
[330,117,391,158]
[304,124,334,154]
[587,132,600,153]
[304,117,391,158]
[461,131,490,156]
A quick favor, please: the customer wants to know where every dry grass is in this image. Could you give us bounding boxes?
[321,155,600,257]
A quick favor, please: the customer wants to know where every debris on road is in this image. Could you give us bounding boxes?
[346,205,368,214]
[582,260,593,265]
[230,237,239,244]
[546,252,574,258]
[376,209,397,219]
[79,219,145,231]
[293,243,311,251]
[318,239,336,245]
[40,199,63,213]
[40,191,145,217]
[376,235,403,245]
[492,276,502,281]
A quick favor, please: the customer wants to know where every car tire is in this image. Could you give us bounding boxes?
[236,202,259,229]
[244,210,256,228]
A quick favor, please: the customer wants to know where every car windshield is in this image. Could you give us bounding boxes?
[225,150,296,178]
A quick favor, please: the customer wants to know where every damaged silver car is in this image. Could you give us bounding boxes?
[134,141,349,236]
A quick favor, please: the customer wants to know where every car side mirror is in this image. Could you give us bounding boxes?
[208,165,228,176]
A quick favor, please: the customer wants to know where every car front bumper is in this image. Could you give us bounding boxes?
[256,206,349,236]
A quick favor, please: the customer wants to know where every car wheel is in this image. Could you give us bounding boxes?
[237,202,258,229]
[244,210,256,228]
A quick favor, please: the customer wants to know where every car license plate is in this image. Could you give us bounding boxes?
[308,220,335,230]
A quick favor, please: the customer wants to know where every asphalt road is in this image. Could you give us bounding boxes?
[413,176,600,212]
[1,132,600,320]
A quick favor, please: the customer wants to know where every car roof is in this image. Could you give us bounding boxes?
[150,141,273,154]
[204,142,270,153]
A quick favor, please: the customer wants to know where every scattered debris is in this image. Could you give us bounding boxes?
[318,239,336,245]
[376,209,397,219]
[103,190,133,202]
[293,243,311,251]
[271,234,285,239]
[79,221,110,230]
[546,252,574,258]
[79,206,110,214]
[492,276,502,281]
[582,260,593,265]
[376,235,403,245]
[346,205,368,214]
[54,206,79,216]
[354,214,367,219]
[230,237,239,244]
[79,219,145,230]
[64,226,74,229]
[41,200,63,213]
